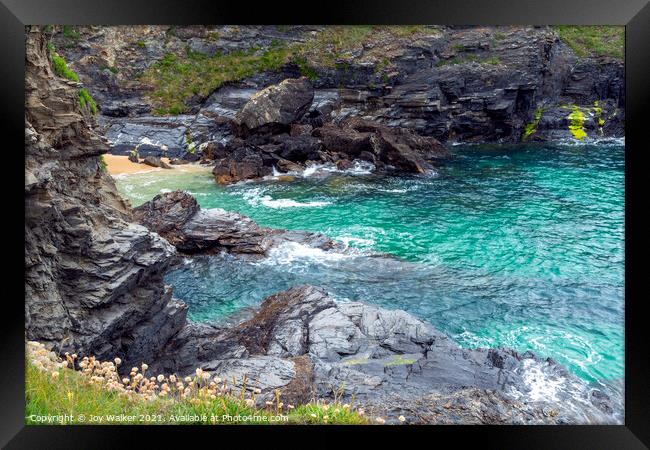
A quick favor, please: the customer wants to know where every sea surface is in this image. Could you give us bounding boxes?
[114,142,624,391]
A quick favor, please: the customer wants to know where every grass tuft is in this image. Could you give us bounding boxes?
[552,26,624,59]
[50,47,79,82]
[522,107,544,141]
[79,88,98,115]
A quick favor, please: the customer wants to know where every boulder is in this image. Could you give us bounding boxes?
[270,133,324,162]
[143,155,172,169]
[132,190,200,246]
[275,158,304,173]
[346,117,450,161]
[169,158,190,165]
[212,151,270,184]
[235,77,314,135]
[290,123,314,137]
[369,132,432,174]
[201,141,227,161]
[312,123,373,156]
[133,191,336,257]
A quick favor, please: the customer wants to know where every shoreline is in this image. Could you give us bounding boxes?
[104,154,211,176]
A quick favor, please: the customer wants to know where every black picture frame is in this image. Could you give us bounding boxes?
[3,0,648,447]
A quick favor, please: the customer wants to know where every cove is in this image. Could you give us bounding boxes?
[115,142,624,386]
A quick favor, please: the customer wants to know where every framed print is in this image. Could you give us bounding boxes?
[2,0,649,447]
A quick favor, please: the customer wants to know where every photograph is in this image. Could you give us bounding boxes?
[23,23,626,427]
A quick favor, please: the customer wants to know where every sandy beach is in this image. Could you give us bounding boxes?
[103,154,211,176]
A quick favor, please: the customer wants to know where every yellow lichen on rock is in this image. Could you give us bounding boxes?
[568,106,588,140]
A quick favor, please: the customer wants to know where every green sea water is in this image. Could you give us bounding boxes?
[114,143,624,384]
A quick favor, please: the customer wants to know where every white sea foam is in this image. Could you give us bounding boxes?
[556,136,625,147]
[505,358,622,423]
[260,197,332,208]
[336,236,375,249]
[517,358,567,402]
[242,187,332,209]
[260,241,353,266]
[301,160,375,177]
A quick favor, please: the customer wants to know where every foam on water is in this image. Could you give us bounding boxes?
[242,187,332,208]
[258,241,356,266]
[116,143,624,397]
[301,160,375,177]
[508,358,623,424]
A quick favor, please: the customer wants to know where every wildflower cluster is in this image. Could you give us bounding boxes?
[27,342,291,411]
[26,341,370,425]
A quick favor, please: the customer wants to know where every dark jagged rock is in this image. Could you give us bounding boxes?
[148,285,619,424]
[235,77,314,135]
[169,158,190,165]
[24,28,186,368]
[269,133,325,162]
[133,191,336,256]
[312,123,373,156]
[212,147,272,184]
[28,26,626,424]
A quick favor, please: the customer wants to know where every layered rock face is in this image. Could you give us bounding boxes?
[50,25,624,159]
[24,28,186,367]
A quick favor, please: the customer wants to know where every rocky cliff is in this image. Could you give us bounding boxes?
[49,25,624,159]
[24,28,186,367]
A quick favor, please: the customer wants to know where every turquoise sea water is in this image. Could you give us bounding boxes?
[114,143,624,385]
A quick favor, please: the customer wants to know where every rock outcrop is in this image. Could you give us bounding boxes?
[133,191,335,256]
[149,285,618,424]
[25,26,624,424]
[24,28,186,367]
[212,105,451,184]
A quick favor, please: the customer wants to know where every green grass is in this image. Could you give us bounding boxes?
[552,26,624,59]
[79,88,98,115]
[143,26,436,115]
[50,50,79,82]
[142,43,293,115]
[62,25,81,41]
[25,361,368,425]
[293,56,318,81]
[522,107,544,141]
[49,43,98,115]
